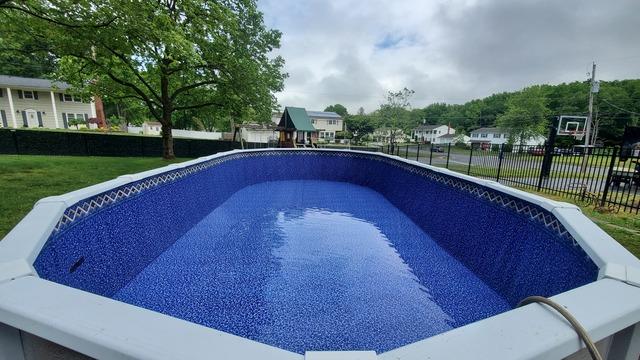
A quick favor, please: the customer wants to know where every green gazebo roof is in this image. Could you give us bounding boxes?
[278,107,316,132]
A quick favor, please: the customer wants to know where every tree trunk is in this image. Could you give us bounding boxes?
[159,67,174,159]
[161,120,175,159]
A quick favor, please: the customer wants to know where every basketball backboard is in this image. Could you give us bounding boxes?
[557,116,587,137]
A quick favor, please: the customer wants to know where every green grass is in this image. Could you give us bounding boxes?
[0,155,187,239]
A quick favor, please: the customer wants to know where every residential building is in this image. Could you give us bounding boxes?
[437,133,471,145]
[469,127,546,147]
[272,109,344,143]
[0,75,97,129]
[307,111,344,142]
[142,121,162,135]
[412,124,455,143]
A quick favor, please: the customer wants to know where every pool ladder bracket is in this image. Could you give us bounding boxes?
[599,263,640,288]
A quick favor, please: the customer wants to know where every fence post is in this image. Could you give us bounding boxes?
[446,143,451,169]
[416,143,420,161]
[429,144,433,165]
[600,147,618,208]
[405,144,409,159]
[467,144,474,175]
[496,143,504,182]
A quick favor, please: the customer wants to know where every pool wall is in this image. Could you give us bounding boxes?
[1,149,640,360]
[35,151,597,305]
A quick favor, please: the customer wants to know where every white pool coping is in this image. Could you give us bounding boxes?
[0,148,639,359]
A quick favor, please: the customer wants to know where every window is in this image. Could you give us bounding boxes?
[311,119,316,124]
[480,133,488,138]
[472,133,478,138]
[0,88,3,97]
[61,93,83,102]
[23,90,35,99]
[493,133,501,138]
[328,119,337,125]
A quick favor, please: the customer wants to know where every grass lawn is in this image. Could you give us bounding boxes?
[0,155,186,239]
[1,154,638,260]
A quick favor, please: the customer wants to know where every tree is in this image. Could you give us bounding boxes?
[1,0,286,159]
[346,115,375,144]
[496,86,550,145]
[379,88,415,149]
[324,104,349,117]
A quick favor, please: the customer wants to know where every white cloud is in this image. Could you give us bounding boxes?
[258,0,640,114]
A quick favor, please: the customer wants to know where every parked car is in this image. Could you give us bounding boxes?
[431,146,444,153]
[527,147,544,156]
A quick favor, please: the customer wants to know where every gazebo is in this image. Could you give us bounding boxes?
[276,107,317,147]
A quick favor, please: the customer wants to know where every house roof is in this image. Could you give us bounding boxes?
[278,107,316,132]
[0,75,70,90]
[470,127,504,134]
[306,111,342,119]
[413,124,446,131]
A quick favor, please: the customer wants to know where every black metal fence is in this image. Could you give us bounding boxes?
[380,142,640,214]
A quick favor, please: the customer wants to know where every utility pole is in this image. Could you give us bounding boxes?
[580,62,597,174]
[585,62,597,147]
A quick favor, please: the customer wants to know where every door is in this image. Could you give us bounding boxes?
[25,110,38,128]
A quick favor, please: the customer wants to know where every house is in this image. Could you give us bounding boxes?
[0,75,98,129]
[240,123,278,143]
[272,109,344,143]
[371,127,408,144]
[469,127,546,147]
[437,133,471,145]
[142,121,162,135]
[412,124,455,143]
[276,107,318,147]
[306,111,344,142]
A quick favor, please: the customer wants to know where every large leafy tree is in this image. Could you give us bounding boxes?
[1,0,286,159]
[324,104,349,117]
[496,86,550,145]
[378,88,415,148]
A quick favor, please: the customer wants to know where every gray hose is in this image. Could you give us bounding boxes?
[517,296,603,360]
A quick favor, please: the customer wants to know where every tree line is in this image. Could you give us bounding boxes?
[332,79,640,145]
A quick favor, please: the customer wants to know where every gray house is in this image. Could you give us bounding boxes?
[0,75,96,129]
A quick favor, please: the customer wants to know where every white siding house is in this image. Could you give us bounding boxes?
[306,111,344,142]
[469,127,546,146]
[0,75,96,130]
[412,124,456,143]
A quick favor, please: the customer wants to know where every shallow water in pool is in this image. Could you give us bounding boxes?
[113,180,510,353]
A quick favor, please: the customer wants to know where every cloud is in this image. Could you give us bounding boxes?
[258,0,640,114]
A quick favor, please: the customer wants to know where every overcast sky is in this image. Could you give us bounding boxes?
[258,0,640,114]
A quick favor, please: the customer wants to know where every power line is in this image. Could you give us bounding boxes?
[600,98,640,116]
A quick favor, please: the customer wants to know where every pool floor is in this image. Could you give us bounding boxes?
[113,180,510,353]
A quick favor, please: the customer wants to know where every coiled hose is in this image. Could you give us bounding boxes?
[517,296,603,360]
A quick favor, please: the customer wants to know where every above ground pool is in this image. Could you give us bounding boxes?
[1,149,640,360]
